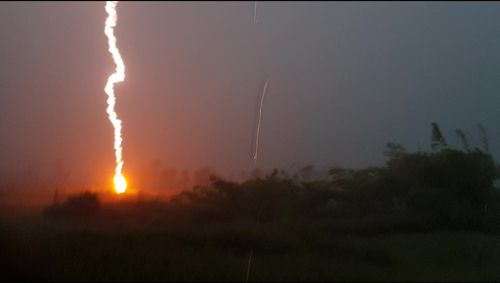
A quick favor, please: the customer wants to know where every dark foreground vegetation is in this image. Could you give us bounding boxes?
[2,123,500,281]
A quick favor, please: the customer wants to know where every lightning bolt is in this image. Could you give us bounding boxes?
[104,1,127,194]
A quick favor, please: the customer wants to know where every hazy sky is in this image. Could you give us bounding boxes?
[1,2,500,185]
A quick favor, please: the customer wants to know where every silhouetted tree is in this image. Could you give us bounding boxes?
[431,122,448,151]
[383,142,407,160]
[477,123,490,153]
[455,129,470,152]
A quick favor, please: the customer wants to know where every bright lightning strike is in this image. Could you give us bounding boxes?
[104,1,127,194]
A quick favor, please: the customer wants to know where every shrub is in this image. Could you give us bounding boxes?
[43,191,100,219]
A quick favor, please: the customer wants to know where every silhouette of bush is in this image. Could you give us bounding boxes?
[169,147,499,232]
[380,149,497,229]
[387,149,495,198]
[44,191,100,219]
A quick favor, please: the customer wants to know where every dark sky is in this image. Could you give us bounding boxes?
[1,2,500,186]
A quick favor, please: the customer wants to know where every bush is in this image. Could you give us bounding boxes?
[387,149,496,204]
[44,191,100,219]
[169,148,499,232]
[382,149,497,229]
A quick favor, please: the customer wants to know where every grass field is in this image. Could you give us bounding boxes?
[1,199,500,282]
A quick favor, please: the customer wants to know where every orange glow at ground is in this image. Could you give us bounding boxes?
[114,173,127,194]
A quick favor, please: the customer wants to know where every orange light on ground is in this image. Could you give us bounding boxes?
[114,173,127,194]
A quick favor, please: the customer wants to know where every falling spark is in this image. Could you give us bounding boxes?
[252,79,269,165]
[253,1,258,24]
[104,1,127,194]
[245,248,254,282]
